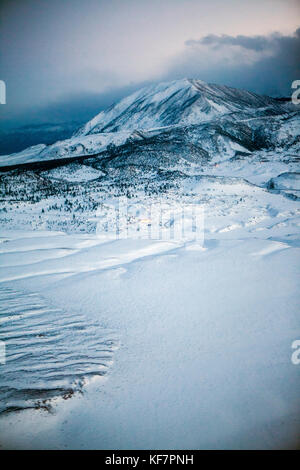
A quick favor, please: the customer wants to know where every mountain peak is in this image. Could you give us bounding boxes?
[0,78,296,169]
[76,78,283,137]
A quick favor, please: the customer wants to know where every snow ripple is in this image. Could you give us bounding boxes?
[0,286,118,414]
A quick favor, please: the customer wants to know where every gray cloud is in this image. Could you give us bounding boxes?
[166,28,300,96]
[185,33,279,51]
[0,81,154,154]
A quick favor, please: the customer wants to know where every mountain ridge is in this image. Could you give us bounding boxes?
[76,78,290,136]
[0,78,298,169]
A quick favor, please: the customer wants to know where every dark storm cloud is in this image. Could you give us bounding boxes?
[0,82,152,154]
[185,33,277,51]
[186,27,300,55]
[167,28,300,96]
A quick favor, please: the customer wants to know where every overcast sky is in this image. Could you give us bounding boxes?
[0,0,299,127]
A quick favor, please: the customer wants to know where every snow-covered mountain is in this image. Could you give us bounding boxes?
[0,78,298,168]
[1,79,300,447]
[76,78,290,135]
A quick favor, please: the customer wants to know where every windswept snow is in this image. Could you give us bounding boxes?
[0,223,299,449]
[0,285,118,415]
[0,167,300,449]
